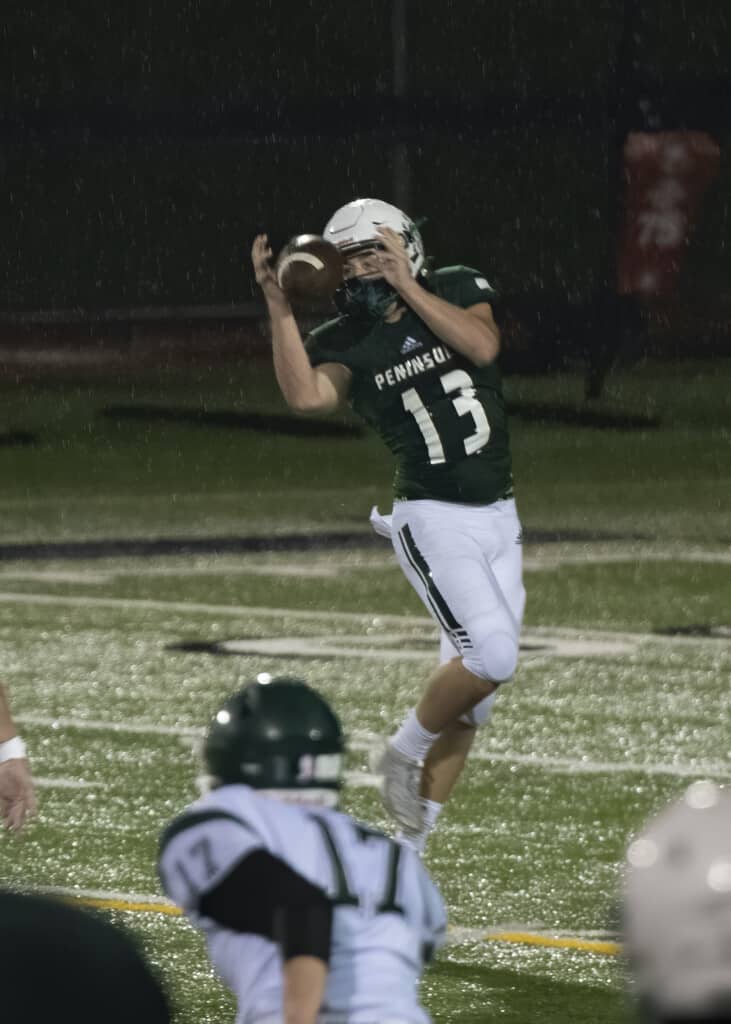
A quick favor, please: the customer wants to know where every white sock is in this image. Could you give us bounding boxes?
[422,798,443,835]
[397,800,443,855]
[390,708,440,763]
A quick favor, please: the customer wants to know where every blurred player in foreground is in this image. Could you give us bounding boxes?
[622,780,731,1024]
[252,198,525,851]
[0,890,171,1023]
[158,675,446,1024]
[0,680,36,831]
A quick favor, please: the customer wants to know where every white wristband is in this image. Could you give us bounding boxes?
[0,736,27,763]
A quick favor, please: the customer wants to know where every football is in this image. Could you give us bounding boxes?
[275,234,344,302]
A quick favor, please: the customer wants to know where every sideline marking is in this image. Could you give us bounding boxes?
[28,886,620,955]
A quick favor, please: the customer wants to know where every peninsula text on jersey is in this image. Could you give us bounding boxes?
[374,346,451,391]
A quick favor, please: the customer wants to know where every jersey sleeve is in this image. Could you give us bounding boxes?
[304,316,357,369]
[158,808,263,911]
[198,849,334,961]
[430,265,498,310]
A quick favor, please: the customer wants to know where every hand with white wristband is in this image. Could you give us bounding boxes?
[0,684,37,833]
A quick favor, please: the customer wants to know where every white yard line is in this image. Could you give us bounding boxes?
[348,732,729,780]
[2,588,722,662]
[0,591,427,625]
[0,591,726,651]
[0,565,341,582]
[33,777,103,790]
[16,714,202,736]
[0,571,113,584]
[449,751,729,780]
[523,548,731,569]
[126,564,341,578]
[15,715,729,781]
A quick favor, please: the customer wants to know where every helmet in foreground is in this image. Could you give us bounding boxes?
[202,676,345,802]
[622,781,731,1023]
[323,198,425,319]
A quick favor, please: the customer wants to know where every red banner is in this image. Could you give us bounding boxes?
[617,130,720,298]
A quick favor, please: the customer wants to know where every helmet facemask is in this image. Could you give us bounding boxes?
[334,274,399,320]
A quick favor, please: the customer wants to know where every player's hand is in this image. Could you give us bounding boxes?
[251,234,289,309]
[0,757,37,833]
[375,226,414,293]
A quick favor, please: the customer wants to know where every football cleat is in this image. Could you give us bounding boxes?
[371,741,425,832]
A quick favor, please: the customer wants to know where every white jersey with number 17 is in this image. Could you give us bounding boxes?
[158,784,447,1024]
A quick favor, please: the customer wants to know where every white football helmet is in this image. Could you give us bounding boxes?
[622,781,731,1021]
[323,198,425,277]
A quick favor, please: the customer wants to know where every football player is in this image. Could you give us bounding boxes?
[622,781,731,1024]
[251,198,525,850]
[0,681,36,831]
[158,675,447,1024]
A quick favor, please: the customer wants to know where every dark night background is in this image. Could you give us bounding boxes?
[1,0,729,374]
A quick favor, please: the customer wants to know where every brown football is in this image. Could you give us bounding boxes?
[275,234,344,302]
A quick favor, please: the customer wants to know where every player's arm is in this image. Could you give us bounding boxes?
[376,226,500,366]
[198,849,333,1024]
[0,682,37,832]
[282,956,328,1024]
[251,234,351,413]
[0,682,20,745]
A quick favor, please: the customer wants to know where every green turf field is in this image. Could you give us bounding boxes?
[0,355,728,1023]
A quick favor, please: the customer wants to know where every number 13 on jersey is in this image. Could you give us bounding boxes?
[402,369,491,465]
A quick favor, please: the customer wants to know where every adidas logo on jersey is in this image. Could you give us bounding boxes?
[400,336,422,354]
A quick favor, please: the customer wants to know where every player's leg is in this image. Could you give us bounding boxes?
[421,717,476,803]
[421,632,493,802]
[418,504,524,735]
[396,631,500,852]
[379,661,498,833]
[396,717,476,854]
[380,499,524,831]
[415,657,496,733]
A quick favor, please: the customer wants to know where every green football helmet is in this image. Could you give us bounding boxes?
[203,676,345,792]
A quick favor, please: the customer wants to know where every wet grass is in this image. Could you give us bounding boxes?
[1,357,729,543]
[0,357,728,1022]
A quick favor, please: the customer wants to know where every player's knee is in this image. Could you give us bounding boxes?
[459,689,498,729]
[463,630,519,684]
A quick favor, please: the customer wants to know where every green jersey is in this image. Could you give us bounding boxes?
[305,266,514,504]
